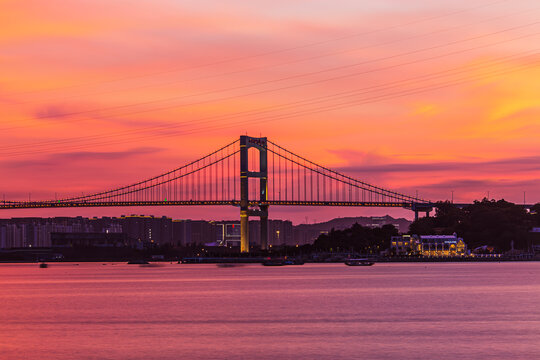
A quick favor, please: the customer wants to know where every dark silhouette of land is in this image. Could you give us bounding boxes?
[2,199,539,262]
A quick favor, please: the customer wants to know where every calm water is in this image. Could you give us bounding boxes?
[1,262,539,359]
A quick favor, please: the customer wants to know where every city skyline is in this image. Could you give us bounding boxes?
[1,0,540,223]
[0,213,411,250]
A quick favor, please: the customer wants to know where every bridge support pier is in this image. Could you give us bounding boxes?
[260,205,268,250]
[412,203,433,222]
[239,135,268,253]
[240,209,249,253]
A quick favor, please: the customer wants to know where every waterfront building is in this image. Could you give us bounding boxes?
[214,221,241,247]
[171,219,215,246]
[266,220,293,246]
[51,232,128,248]
[0,224,27,248]
[368,216,401,231]
[0,226,5,249]
[390,234,415,255]
[119,215,174,246]
[417,234,468,257]
[530,228,540,253]
[390,234,468,257]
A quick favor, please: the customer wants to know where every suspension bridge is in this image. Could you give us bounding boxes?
[0,136,433,252]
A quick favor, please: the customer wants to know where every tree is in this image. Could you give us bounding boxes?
[313,223,398,253]
[409,198,532,252]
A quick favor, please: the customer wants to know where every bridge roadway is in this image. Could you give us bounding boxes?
[3,201,531,210]
[0,200,425,209]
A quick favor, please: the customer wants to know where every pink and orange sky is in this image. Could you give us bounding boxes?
[1,0,539,223]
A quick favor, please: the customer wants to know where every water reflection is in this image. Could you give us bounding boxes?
[0,262,539,359]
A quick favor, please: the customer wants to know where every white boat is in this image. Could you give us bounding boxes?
[344,259,374,266]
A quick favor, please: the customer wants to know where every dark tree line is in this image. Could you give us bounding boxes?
[313,223,399,253]
[410,199,540,251]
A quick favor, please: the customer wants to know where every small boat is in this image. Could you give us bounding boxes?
[139,263,162,267]
[262,259,285,266]
[39,262,48,268]
[283,258,305,265]
[344,259,374,266]
[216,263,244,268]
[127,260,150,265]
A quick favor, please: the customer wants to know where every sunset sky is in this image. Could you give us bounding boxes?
[1,0,539,223]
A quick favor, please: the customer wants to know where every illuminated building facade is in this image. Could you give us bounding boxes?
[417,235,468,257]
[390,234,415,255]
[391,234,468,257]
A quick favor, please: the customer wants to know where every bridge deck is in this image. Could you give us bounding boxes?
[0,200,429,209]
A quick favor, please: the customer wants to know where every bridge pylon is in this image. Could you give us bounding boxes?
[240,135,268,253]
[411,202,433,221]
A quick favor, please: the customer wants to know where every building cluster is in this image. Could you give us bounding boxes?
[0,215,411,250]
[0,217,106,249]
[530,228,540,254]
[390,234,469,257]
[0,216,297,249]
[367,216,402,230]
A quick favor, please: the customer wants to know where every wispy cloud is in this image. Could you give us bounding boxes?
[1,147,164,169]
[336,155,540,174]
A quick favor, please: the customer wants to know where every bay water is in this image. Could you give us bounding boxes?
[1,262,539,359]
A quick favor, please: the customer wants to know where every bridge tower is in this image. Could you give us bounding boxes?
[240,135,268,253]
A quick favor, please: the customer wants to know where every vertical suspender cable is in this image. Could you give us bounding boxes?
[285,152,288,201]
[215,152,218,201]
[310,167,313,202]
[323,170,326,202]
[272,145,275,201]
[209,155,213,201]
[304,160,306,202]
[343,176,346,202]
[189,164,192,201]
[227,145,230,201]
[234,145,237,201]
[297,158,300,202]
[278,147,281,201]
[197,161,200,201]
[317,169,319,202]
[221,150,224,201]
[291,155,294,201]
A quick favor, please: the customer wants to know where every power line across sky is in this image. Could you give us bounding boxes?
[0,20,538,156]
[1,0,539,209]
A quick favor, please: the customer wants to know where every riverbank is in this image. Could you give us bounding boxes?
[2,255,539,264]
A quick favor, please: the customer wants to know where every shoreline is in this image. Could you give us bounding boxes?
[1,257,539,264]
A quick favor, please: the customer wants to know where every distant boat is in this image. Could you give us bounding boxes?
[344,259,374,266]
[216,263,243,268]
[39,263,48,268]
[262,258,305,266]
[127,260,149,265]
[262,259,285,266]
[283,258,305,265]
